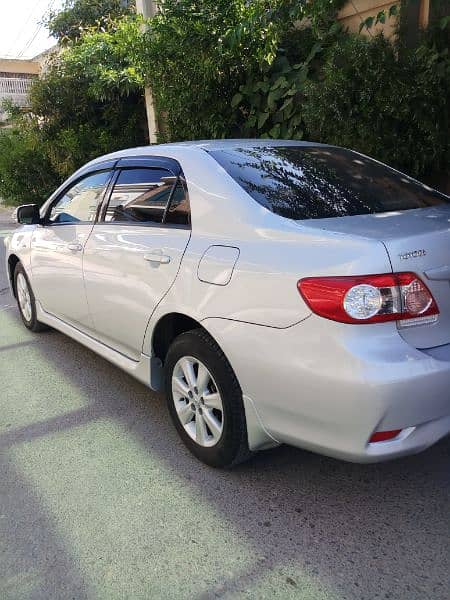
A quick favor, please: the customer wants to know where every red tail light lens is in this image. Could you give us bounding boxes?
[369,429,402,443]
[298,272,439,324]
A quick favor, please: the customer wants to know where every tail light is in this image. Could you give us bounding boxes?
[298,272,439,324]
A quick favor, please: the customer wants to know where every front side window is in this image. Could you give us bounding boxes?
[208,146,449,220]
[105,168,176,224]
[49,171,111,223]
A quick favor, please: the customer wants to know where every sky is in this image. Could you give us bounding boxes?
[0,0,64,59]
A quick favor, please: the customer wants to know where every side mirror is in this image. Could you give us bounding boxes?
[16,204,41,225]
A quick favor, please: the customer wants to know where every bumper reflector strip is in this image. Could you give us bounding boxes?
[369,429,402,443]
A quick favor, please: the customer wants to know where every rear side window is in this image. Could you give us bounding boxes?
[208,146,449,220]
[164,180,190,226]
[105,168,175,224]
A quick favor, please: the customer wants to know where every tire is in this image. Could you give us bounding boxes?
[164,328,251,468]
[14,263,48,332]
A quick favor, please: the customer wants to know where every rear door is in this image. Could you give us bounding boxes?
[82,157,191,360]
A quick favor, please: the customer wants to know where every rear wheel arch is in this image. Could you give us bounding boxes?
[150,312,235,392]
[151,312,205,366]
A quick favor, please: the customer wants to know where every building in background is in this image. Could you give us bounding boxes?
[0,50,51,123]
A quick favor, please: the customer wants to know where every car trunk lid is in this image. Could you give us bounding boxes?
[300,205,450,348]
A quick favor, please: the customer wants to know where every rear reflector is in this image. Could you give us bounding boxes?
[369,429,402,443]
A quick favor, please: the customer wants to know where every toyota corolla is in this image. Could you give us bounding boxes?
[5,140,450,467]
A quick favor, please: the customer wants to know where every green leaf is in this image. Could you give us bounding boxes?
[306,43,322,64]
[328,22,342,36]
[257,111,270,129]
[231,93,243,107]
[388,5,398,18]
[278,96,293,113]
[271,76,286,90]
[439,15,450,29]
[268,123,280,138]
[267,90,277,109]
[376,11,386,25]
[359,16,374,33]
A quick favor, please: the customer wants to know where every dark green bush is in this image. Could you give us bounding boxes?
[0,123,60,206]
[1,0,448,205]
[228,9,449,181]
[303,32,450,179]
[144,0,347,141]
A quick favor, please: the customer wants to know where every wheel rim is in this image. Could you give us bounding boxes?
[172,356,224,448]
[16,272,32,322]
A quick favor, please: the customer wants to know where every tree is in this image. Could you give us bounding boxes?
[0,6,146,205]
[47,0,135,43]
[28,15,147,180]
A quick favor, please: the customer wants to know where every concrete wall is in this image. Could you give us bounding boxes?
[0,58,41,122]
[337,1,402,38]
[337,0,431,37]
[0,58,40,76]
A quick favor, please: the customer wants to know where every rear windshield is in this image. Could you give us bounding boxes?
[208,146,449,220]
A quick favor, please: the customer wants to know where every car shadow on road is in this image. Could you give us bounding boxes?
[1,309,449,599]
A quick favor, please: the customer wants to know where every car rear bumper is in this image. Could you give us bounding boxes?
[202,316,450,462]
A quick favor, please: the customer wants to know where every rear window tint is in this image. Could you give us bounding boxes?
[208,146,449,220]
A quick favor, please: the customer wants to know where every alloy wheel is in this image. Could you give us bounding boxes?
[171,356,224,447]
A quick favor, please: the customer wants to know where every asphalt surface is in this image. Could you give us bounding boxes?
[0,215,449,600]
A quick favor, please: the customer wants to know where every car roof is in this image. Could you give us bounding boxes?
[154,139,324,150]
[86,139,329,168]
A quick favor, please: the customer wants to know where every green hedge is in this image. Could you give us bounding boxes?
[0,1,448,206]
[147,1,450,182]
[303,32,450,180]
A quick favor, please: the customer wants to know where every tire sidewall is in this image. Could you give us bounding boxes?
[14,264,38,330]
[164,330,245,467]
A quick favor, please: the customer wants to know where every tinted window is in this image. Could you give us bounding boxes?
[105,168,175,224]
[209,146,449,220]
[164,180,190,226]
[49,171,111,223]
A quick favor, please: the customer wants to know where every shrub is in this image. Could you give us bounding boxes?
[0,123,60,206]
[144,0,347,141]
[303,31,450,179]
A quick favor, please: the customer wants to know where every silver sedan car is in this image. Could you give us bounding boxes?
[5,140,450,467]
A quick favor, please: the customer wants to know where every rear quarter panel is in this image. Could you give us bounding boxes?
[143,215,393,355]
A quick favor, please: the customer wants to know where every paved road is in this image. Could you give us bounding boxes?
[0,223,449,600]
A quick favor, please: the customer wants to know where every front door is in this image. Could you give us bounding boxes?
[30,169,112,332]
[82,160,191,360]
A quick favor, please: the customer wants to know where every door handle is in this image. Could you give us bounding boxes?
[67,243,83,252]
[144,253,171,264]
